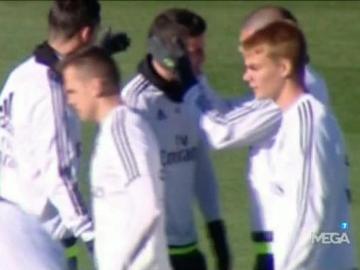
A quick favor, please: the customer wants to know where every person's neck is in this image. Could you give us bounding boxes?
[96,96,121,123]
[275,80,304,111]
[48,37,81,57]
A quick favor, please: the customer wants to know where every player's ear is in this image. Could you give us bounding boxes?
[279,58,292,78]
[79,26,94,44]
[90,78,103,98]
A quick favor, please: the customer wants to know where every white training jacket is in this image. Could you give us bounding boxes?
[0,198,67,270]
[184,65,329,151]
[248,94,357,270]
[91,106,171,270]
[122,63,223,247]
[0,44,93,241]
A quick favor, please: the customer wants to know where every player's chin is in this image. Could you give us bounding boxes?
[254,90,270,100]
[77,111,88,121]
[253,89,264,99]
[73,108,88,121]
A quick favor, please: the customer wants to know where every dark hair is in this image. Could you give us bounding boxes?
[58,46,120,96]
[148,8,206,43]
[48,0,101,39]
[276,6,298,24]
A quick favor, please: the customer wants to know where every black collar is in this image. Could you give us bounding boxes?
[138,55,184,103]
[33,42,59,70]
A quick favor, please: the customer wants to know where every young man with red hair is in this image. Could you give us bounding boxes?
[241,21,357,270]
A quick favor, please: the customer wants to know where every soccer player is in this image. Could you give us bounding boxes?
[0,197,67,270]
[59,46,171,270]
[121,9,231,270]
[241,21,357,269]
[0,0,101,268]
[239,5,330,107]
[238,6,355,268]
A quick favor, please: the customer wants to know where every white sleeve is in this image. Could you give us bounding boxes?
[0,201,67,270]
[184,86,281,150]
[199,74,258,112]
[95,112,162,269]
[284,115,353,269]
[13,71,93,241]
[194,136,221,222]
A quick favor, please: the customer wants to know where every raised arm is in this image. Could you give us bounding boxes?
[184,85,281,150]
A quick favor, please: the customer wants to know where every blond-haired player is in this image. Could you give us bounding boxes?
[241,21,356,270]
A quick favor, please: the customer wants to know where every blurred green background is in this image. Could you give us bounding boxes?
[0,1,359,269]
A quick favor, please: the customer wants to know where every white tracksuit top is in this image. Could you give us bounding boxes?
[91,106,171,270]
[248,94,357,270]
[122,70,222,247]
[0,51,93,241]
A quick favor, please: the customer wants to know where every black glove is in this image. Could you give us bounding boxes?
[85,239,94,256]
[100,27,131,54]
[148,35,197,90]
[253,253,274,270]
[251,231,274,270]
[61,237,78,270]
[176,52,197,90]
[207,220,232,270]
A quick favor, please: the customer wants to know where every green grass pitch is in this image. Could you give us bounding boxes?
[0,1,359,269]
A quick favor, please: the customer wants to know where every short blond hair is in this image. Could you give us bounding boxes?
[242,21,307,78]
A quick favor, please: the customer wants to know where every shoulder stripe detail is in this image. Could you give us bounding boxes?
[298,100,314,155]
[208,106,256,125]
[298,100,314,214]
[285,99,314,265]
[226,104,261,123]
[48,70,85,215]
[111,111,140,182]
[197,98,270,126]
[125,75,150,106]
[129,81,149,106]
[298,106,305,153]
[199,107,255,126]
[125,75,144,99]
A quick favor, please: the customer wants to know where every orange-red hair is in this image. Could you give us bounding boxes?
[242,21,307,78]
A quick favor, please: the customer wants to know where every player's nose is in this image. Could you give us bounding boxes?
[65,96,72,106]
[66,97,76,109]
[243,70,250,82]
